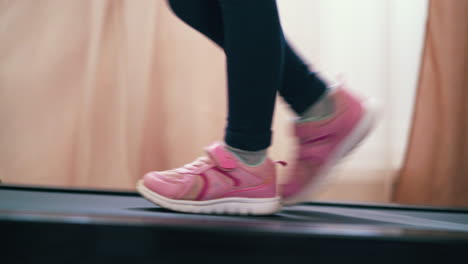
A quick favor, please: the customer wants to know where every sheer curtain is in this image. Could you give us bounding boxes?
[275,0,428,201]
[0,0,428,202]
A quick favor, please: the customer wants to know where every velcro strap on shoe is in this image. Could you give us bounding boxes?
[205,142,237,170]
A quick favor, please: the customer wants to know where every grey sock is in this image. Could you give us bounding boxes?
[225,144,267,166]
[298,89,335,123]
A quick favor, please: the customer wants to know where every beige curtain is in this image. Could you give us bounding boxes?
[0,0,174,188]
[393,0,468,207]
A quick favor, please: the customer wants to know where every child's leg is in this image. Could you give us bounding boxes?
[168,0,329,125]
[217,0,284,151]
[147,0,377,211]
[137,0,291,215]
[168,0,376,204]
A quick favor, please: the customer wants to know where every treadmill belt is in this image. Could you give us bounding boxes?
[1,185,468,263]
[1,187,467,233]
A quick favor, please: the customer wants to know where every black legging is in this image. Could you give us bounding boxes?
[168,0,327,151]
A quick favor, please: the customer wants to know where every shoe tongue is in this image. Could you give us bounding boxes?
[205,142,237,170]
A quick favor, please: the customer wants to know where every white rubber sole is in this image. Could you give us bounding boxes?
[283,98,379,205]
[137,180,281,215]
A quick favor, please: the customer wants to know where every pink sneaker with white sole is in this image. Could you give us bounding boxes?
[137,142,284,215]
[282,85,378,205]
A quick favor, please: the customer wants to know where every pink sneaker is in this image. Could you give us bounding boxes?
[282,85,378,205]
[137,142,284,215]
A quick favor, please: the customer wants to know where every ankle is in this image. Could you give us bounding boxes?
[297,89,335,123]
[225,144,267,166]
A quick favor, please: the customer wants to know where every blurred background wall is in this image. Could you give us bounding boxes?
[0,0,428,203]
